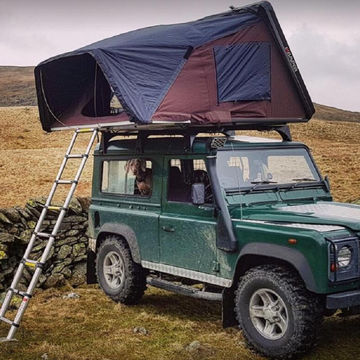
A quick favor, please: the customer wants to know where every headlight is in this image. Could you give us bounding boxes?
[337,246,352,268]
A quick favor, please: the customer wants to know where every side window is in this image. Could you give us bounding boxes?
[168,159,212,203]
[101,159,152,196]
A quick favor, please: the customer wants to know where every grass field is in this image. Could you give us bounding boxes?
[1,286,360,360]
[0,106,360,359]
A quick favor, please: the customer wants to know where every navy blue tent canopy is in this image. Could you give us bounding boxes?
[35,1,314,132]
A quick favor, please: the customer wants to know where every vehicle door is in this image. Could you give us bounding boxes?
[98,156,161,262]
[159,157,218,275]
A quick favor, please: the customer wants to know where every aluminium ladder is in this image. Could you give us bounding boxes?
[0,128,98,342]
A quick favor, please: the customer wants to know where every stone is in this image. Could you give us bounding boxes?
[133,327,148,335]
[0,212,11,225]
[68,198,83,215]
[62,292,80,300]
[27,221,37,229]
[62,216,87,223]
[73,243,86,257]
[38,274,47,286]
[61,267,72,279]
[2,208,21,223]
[31,240,48,253]
[44,273,65,289]
[52,258,72,274]
[55,236,78,247]
[18,229,33,244]
[74,255,87,263]
[66,229,80,237]
[57,245,72,259]
[70,263,86,287]
[8,226,18,234]
[58,222,72,232]
[77,197,91,211]
[0,232,14,243]
[186,341,202,352]
[0,243,8,251]
[16,207,31,220]
[25,205,41,218]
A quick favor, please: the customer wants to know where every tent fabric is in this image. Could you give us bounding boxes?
[214,43,271,102]
[34,1,314,132]
[154,20,306,124]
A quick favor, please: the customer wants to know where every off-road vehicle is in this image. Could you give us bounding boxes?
[2,1,358,357]
[87,128,360,359]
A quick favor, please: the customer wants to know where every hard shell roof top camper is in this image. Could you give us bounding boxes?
[34,1,314,132]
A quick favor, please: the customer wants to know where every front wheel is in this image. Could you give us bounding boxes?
[235,265,323,359]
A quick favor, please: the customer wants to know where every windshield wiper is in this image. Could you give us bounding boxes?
[247,181,278,193]
[291,178,317,182]
[288,178,319,190]
[225,181,278,194]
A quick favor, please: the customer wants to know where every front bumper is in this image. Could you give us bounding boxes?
[326,289,360,309]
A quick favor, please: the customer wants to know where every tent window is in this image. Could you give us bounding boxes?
[214,42,271,103]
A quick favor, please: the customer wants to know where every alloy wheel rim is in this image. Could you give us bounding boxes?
[249,288,289,340]
[103,251,125,289]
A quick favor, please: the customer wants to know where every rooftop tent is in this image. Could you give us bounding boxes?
[34,1,314,132]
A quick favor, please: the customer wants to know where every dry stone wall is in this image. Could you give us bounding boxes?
[0,197,90,294]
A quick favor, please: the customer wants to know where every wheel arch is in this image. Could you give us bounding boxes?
[96,223,141,264]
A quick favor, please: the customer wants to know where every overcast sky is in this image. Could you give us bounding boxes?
[0,0,359,111]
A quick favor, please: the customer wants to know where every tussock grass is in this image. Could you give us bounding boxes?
[2,286,360,360]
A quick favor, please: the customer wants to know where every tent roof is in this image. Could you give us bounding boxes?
[35,1,314,132]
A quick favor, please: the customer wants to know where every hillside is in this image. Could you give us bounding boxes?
[0,66,37,106]
[0,106,359,207]
[0,66,360,122]
[314,103,360,123]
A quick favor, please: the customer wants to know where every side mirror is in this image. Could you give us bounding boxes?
[191,183,205,205]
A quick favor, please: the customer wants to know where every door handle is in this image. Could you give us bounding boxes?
[161,226,175,233]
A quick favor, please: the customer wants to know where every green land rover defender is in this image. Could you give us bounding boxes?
[87,129,360,358]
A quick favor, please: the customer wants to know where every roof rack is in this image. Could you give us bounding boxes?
[99,124,292,154]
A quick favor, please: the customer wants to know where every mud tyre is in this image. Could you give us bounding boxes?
[96,235,147,305]
[235,265,323,359]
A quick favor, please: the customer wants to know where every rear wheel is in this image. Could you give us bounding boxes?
[235,265,323,359]
[96,235,147,304]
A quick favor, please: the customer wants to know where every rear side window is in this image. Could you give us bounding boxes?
[101,159,152,196]
[168,159,211,203]
[214,42,271,103]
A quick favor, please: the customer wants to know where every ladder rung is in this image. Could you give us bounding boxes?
[23,259,38,268]
[0,316,13,326]
[76,128,95,133]
[56,180,77,185]
[9,288,31,298]
[22,258,45,269]
[35,231,52,238]
[47,206,63,211]
[66,154,87,159]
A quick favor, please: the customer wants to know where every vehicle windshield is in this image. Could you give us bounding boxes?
[216,147,321,192]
